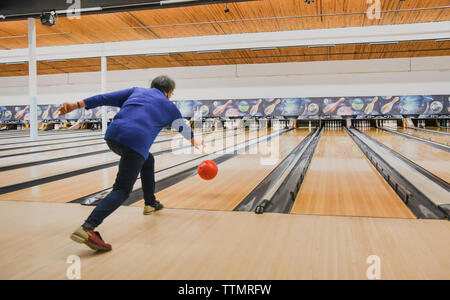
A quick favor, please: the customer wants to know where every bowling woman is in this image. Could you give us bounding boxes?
[57,75,205,251]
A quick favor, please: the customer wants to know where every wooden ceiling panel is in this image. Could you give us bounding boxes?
[0,71,27,76]
[0,2,449,76]
[398,0,450,9]
[0,62,28,73]
[0,1,449,50]
[435,7,450,21]
[244,48,281,58]
[322,14,364,29]
[1,39,449,77]
[393,9,444,24]
[320,0,366,28]
[130,5,225,38]
[60,66,101,73]
[151,24,224,38]
[437,41,450,49]
[37,68,64,75]
[365,12,399,26]
[267,0,322,30]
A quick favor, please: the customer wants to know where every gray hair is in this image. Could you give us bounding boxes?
[151,75,176,95]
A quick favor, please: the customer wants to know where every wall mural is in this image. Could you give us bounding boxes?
[0,105,120,123]
[175,95,450,119]
[0,95,448,123]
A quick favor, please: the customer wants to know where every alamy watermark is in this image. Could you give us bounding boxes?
[366,255,381,280]
[66,0,82,19]
[366,0,382,20]
[66,255,81,279]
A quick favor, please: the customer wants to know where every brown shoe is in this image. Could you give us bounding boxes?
[70,226,112,251]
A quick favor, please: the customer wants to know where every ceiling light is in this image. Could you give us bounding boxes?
[146,53,170,56]
[196,50,222,54]
[4,61,26,65]
[369,41,398,45]
[250,47,277,51]
[308,44,336,48]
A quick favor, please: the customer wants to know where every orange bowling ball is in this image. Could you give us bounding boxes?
[198,160,218,180]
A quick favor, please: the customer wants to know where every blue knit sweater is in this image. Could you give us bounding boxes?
[84,87,193,159]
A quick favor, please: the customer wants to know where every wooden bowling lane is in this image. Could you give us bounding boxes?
[0,151,119,188]
[0,129,230,189]
[0,128,200,159]
[0,131,102,144]
[291,129,415,219]
[0,139,106,158]
[430,127,450,133]
[397,128,450,146]
[0,129,252,202]
[0,129,101,139]
[366,129,450,183]
[1,200,449,279]
[0,135,104,150]
[0,129,182,152]
[132,129,312,211]
[0,143,110,168]
[0,129,203,168]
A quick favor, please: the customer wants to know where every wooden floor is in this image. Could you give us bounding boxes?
[366,129,450,183]
[291,129,415,219]
[0,128,448,280]
[398,128,450,146]
[0,200,448,280]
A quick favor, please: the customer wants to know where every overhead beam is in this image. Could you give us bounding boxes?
[1,21,449,64]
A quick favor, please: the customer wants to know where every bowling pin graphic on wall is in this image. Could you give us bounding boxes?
[323,98,345,115]
[15,106,29,120]
[213,100,232,116]
[381,97,400,114]
[264,99,281,115]
[364,97,378,115]
[42,104,52,120]
[250,99,262,116]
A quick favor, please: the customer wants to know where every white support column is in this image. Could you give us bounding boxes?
[101,56,108,134]
[28,18,38,140]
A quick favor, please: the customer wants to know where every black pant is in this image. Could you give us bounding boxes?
[84,140,156,229]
